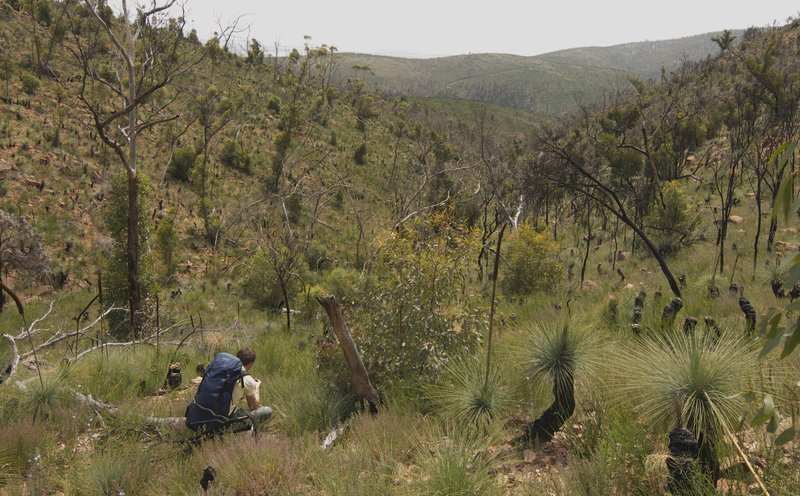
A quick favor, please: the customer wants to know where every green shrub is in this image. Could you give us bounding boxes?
[155,213,178,281]
[19,71,39,95]
[356,209,485,386]
[285,192,303,223]
[166,146,196,181]
[102,172,156,337]
[219,139,252,173]
[267,95,281,114]
[642,180,702,256]
[319,266,364,305]
[414,423,502,496]
[241,248,292,308]
[66,448,147,496]
[501,225,563,297]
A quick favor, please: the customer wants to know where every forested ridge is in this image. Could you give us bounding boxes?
[1,1,799,494]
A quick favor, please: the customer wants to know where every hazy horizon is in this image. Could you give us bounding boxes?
[179,1,799,59]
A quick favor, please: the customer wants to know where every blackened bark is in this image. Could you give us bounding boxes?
[524,373,575,444]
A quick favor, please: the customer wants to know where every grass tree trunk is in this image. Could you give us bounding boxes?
[524,373,575,443]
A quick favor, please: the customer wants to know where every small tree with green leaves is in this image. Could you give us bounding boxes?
[711,29,736,54]
[356,209,485,386]
[19,71,39,95]
[155,212,178,282]
[103,172,155,337]
[501,225,563,297]
[642,180,702,256]
[166,146,196,181]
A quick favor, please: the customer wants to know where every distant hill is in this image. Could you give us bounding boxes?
[334,31,741,114]
[537,31,743,79]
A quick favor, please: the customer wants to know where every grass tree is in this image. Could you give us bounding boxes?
[513,321,597,444]
[427,355,512,431]
[616,330,758,486]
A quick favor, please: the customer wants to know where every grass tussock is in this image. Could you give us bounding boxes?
[412,422,505,496]
[426,354,512,431]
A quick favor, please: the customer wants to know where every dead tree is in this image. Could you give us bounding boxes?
[317,296,380,415]
[65,0,199,337]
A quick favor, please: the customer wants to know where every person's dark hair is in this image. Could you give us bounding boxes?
[237,347,256,366]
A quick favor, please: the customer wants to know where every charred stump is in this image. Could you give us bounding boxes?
[771,279,786,299]
[666,426,700,494]
[633,290,646,323]
[682,317,698,336]
[662,297,683,325]
[738,297,756,334]
[165,362,182,389]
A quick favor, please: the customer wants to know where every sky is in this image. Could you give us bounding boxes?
[180,1,800,58]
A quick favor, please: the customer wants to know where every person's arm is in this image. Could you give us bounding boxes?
[245,378,261,409]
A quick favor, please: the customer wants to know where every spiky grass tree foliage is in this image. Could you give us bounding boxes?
[616,331,758,485]
[513,322,596,444]
[427,355,512,431]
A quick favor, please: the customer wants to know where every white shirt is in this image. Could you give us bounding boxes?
[230,368,260,414]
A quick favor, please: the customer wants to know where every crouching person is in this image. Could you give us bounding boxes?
[231,347,273,424]
[185,347,272,434]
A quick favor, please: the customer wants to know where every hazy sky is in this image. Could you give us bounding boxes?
[180,1,800,58]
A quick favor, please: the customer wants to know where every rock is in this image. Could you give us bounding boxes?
[624,283,635,290]
[728,215,743,224]
[523,450,537,463]
[780,227,798,234]
[617,251,629,261]
[581,280,598,291]
[775,241,799,252]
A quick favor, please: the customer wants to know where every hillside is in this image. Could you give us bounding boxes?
[1,2,800,495]
[537,30,743,79]
[333,31,738,113]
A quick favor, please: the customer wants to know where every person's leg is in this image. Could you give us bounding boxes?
[251,405,272,423]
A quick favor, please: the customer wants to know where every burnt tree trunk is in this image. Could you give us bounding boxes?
[318,296,380,415]
[580,205,591,284]
[753,176,763,277]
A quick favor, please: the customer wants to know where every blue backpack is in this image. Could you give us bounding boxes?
[185,352,248,432]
